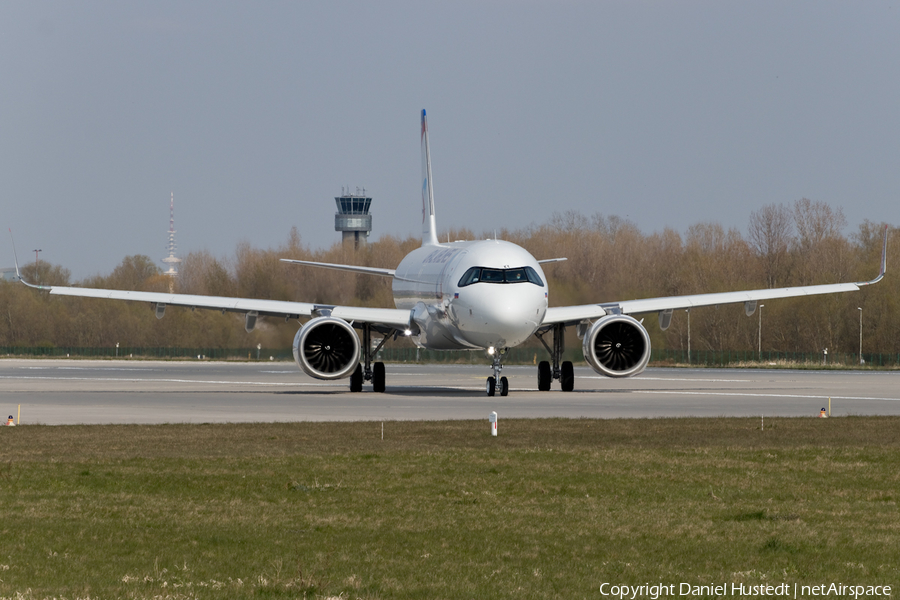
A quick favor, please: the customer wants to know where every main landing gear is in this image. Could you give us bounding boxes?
[486,347,509,397]
[350,323,390,393]
[535,323,575,392]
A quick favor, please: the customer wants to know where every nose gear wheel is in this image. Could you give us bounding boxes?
[485,348,509,396]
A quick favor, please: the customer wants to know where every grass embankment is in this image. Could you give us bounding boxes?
[1,418,899,599]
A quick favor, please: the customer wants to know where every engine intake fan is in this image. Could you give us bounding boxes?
[582,314,651,378]
[292,316,360,380]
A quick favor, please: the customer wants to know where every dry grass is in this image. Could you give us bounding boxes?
[1,418,899,599]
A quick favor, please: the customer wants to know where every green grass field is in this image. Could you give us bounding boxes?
[1,418,899,599]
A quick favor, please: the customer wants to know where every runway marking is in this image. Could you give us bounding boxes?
[587,376,753,382]
[24,366,155,372]
[643,390,900,402]
[0,375,336,387]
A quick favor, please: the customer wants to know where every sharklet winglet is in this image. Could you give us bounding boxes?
[858,224,889,286]
[9,228,50,290]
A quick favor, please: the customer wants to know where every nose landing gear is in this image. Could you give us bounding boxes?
[486,347,509,396]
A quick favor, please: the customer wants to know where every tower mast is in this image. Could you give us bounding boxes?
[161,192,182,290]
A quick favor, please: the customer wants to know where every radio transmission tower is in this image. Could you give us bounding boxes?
[161,193,182,287]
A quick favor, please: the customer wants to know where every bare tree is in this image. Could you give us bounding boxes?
[748,203,793,287]
[793,197,847,252]
[792,198,849,285]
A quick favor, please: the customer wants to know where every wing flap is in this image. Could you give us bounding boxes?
[543,304,608,325]
[332,306,412,328]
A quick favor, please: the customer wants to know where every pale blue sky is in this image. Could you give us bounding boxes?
[3,1,899,280]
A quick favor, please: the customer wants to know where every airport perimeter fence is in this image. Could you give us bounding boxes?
[649,348,900,368]
[2,345,899,368]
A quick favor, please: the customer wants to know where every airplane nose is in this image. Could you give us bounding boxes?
[458,286,545,347]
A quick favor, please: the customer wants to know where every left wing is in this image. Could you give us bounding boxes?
[542,225,888,328]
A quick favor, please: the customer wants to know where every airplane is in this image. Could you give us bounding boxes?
[16,110,888,396]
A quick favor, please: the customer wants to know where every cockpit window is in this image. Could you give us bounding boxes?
[481,268,504,283]
[458,266,544,287]
[505,268,527,282]
[458,267,482,286]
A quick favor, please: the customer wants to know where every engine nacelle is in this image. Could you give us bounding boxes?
[292,316,360,380]
[582,314,652,378]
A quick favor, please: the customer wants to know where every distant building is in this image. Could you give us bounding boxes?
[0,267,19,282]
[334,188,373,250]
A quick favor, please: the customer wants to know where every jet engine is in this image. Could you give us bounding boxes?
[292,316,360,380]
[582,314,652,378]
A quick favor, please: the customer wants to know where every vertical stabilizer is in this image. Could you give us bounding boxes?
[421,109,439,246]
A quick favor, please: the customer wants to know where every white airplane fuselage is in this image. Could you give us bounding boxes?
[392,239,549,351]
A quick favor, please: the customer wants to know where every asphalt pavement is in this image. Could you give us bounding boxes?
[2,359,899,425]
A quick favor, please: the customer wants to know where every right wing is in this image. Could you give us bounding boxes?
[20,281,412,330]
[279,259,395,277]
[10,225,410,329]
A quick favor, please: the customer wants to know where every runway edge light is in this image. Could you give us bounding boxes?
[489,411,498,437]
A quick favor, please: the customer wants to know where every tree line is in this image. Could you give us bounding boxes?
[2,198,897,358]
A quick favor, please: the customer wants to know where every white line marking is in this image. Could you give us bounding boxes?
[0,375,335,387]
[642,390,900,402]
[585,376,752,382]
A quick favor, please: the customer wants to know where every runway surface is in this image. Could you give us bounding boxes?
[2,359,899,424]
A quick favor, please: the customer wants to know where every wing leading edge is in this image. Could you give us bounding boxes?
[21,283,412,330]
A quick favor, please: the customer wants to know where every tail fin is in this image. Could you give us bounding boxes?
[421,109,439,246]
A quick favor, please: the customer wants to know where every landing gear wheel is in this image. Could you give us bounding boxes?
[537,361,551,391]
[561,361,574,392]
[350,364,363,393]
[486,376,496,397]
[499,376,509,397]
[373,362,386,393]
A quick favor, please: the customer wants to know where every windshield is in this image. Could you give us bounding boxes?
[458,266,544,287]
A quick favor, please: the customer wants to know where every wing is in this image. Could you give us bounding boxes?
[21,283,412,330]
[279,258,395,277]
[542,225,888,328]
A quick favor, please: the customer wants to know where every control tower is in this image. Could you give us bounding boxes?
[334,187,372,250]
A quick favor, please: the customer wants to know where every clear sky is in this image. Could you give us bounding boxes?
[3,1,899,280]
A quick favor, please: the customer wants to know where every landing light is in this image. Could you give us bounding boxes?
[404,329,412,336]
[487,346,496,356]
